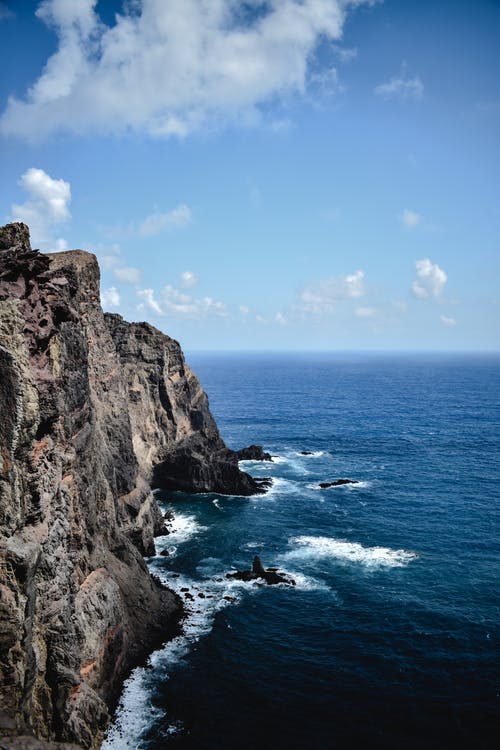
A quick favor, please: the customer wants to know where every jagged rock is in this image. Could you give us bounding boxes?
[300,451,313,455]
[105,315,267,496]
[226,556,295,586]
[319,479,359,488]
[229,445,273,462]
[1,222,262,749]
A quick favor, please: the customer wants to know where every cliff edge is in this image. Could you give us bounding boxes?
[0,223,263,749]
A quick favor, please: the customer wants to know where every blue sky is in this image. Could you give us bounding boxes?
[0,0,498,351]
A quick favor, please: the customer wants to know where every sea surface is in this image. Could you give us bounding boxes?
[103,352,500,750]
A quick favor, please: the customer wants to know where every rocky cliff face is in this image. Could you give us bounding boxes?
[0,223,262,749]
[104,314,265,496]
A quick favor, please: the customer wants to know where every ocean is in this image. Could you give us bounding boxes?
[102,352,500,750]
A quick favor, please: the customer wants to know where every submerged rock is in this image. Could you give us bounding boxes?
[319,479,359,488]
[226,555,295,586]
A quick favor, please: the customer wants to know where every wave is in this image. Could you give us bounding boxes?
[305,480,370,491]
[154,513,208,556]
[286,535,418,568]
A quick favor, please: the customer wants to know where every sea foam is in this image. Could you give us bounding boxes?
[286,535,418,568]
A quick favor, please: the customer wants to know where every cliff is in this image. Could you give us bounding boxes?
[0,223,263,749]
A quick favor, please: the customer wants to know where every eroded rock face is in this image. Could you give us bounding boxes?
[105,314,266,496]
[0,224,180,749]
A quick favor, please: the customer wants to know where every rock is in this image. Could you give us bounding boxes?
[229,445,273,462]
[105,315,267,496]
[0,222,270,749]
[226,557,295,586]
[252,555,266,576]
[300,451,313,455]
[159,549,170,557]
[318,479,359,488]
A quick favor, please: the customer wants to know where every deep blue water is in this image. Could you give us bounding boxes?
[103,353,500,750]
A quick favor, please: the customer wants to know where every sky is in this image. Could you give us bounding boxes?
[0,0,499,351]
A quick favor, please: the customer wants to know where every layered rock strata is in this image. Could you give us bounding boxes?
[0,224,262,749]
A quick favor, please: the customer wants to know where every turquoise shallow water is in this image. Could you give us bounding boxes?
[103,352,500,750]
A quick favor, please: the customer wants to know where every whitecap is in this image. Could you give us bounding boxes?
[286,535,418,568]
[244,541,265,550]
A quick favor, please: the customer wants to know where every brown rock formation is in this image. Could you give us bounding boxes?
[104,314,267,496]
[0,221,255,750]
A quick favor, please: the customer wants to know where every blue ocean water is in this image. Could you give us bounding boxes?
[103,353,500,750]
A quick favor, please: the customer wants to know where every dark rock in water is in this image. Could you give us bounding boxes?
[159,548,170,557]
[319,479,359,488]
[300,451,314,455]
[252,555,266,576]
[229,444,273,462]
[227,556,295,586]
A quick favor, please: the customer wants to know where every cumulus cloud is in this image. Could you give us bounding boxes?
[137,282,227,319]
[180,271,198,289]
[300,270,365,313]
[400,208,421,228]
[0,0,372,140]
[139,204,192,237]
[440,314,456,327]
[101,286,120,308]
[275,312,288,325]
[11,167,71,249]
[137,287,163,315]
[162,284,228,319]
[411,258,447,299]
[374,64,423,101]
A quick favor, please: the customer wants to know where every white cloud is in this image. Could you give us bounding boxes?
[162,284,228,319]
[275,312,288,325]
[0,0,372,140]
[300,270,365,313]
[374,64,423,101]
[180,271,198,289]
[412,258,447,299]
[239,305,250,315]
[10,167,71,249]
[114,266,142,284]
[101,286,120,308]
[137,288,163,315]
[440,314,456,327]
[355,306,377,318]
[139,204,192,237]
[400,208,422,228]
[136,283,228,319]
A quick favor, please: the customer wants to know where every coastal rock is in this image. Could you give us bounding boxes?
[105,314,267,496]
[319,479,359,488]
[226,556,295,586]
[229,445,273,462]
[0,223,215,749]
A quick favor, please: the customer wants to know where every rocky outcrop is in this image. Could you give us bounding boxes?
[104,314,267,495]
[0,221,270,750]
[228,445,273,462]
[226,556,296,586]
[318,479,359,488]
